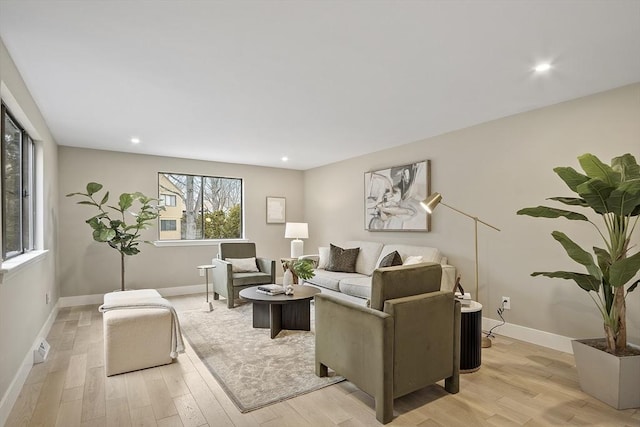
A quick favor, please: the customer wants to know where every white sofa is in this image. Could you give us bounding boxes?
[300,240,456,304]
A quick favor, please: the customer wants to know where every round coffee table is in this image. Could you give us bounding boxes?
[239,285,320,339]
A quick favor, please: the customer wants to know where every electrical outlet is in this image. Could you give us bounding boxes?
[501,296,511,310]
[199,269,205,277]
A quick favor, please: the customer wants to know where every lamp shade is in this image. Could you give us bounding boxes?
[420,192,442,213]
[285,222,308,239]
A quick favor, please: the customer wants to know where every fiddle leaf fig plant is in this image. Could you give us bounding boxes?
[517,153,640,355]
[67,182,164,291]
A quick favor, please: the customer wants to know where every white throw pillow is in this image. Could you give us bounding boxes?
[227,257,259,273]
[403,255,424,266]
[318,247,330,269]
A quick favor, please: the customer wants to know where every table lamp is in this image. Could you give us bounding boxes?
[285,222,308,258]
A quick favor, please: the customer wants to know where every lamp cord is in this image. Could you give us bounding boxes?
[484,301,506,339]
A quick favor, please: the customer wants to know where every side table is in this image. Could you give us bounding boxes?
[197,264,215,312]
[460,300,482,373]
[280,257,299,284]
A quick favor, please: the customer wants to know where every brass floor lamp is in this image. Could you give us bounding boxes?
[421,192,501,348]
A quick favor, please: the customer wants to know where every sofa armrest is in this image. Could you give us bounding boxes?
[441,264,456,292]
[314,293,393,400]
[299,254,319,268]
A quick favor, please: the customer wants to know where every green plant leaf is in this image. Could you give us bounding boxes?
[66,192,86,197]
[86,182,103,196]
[608,251,640,288]
[516,206,588,221]
[119,193,134,211]
[611,153,640,180]
[77,201,98,206]
[553,167,590,192]
[547,197,589,207]
[578,153,621,186]
[593,246,612,275]
[99,228,117,242]
[100,191,110,205]
[606,180,640,216]
[532,271,600,292]
[551,231,602,280]
[576,178,614,214]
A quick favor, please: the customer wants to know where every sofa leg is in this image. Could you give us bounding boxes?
[375,392,393,424]
[315,362,328,377]
[213,292,219,301]
[445,373,459,394]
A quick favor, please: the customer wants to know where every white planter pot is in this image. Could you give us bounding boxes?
[571,339,640,409]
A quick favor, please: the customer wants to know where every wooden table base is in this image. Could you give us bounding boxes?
[251,300,312,339]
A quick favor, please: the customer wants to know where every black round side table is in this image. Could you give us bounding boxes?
[460,300,482,373]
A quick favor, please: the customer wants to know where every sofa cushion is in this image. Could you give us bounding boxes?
[305,270,367,291]
[403,255,424,265]
[345,240,384,276]
[376,244,442,267]
[327,244,359,273]
[317,246,330,269]
[378,250,403,268]
[232,272,272,286]
[338,276,373,299]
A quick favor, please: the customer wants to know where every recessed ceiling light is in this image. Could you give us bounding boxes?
[130,137,141,144]
[534,62,552,73]
[281,156,288,162]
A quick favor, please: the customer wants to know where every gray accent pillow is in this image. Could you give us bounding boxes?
[378,250,402,268]
[327,244,360,273]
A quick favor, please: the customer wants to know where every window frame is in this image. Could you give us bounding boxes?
[1,103,36,260]
[160,219,177,231]
[157,172,244,241]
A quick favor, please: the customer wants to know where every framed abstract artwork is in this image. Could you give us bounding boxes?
[364,160,431,231]
[266,196,286,223]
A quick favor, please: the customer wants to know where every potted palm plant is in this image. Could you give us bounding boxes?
[67,182,164,291]
[517,153,640,409]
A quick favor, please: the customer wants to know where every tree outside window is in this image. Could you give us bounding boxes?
[1,104,35,260]
[158,173,242,240]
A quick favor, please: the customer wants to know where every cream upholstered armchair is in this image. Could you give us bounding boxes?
[211,242,275,308]
[314,262,461,424]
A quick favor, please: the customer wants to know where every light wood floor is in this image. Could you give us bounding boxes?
[6,293,640,427]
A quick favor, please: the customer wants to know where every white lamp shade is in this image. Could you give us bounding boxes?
[285,222,308,239]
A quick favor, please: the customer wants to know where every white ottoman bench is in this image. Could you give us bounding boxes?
[101,289,184,376]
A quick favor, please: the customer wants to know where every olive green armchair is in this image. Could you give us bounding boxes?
[314,262,461,424]
[211,242,275,308]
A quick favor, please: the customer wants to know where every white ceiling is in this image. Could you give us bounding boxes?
[1,1,639,170]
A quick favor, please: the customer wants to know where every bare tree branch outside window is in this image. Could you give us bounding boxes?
[158,173,242,240]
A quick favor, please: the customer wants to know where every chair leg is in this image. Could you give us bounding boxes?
[375,391,394,424]
[315,361,328,377]
[445,373,459,394]
[213,292,219,300]
[227,298,235,309]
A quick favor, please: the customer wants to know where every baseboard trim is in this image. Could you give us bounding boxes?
[483,317,574,354]
[57,284,207,308]
[0,301,60,427]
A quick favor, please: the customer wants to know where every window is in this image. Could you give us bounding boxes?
[160,219,177,231]
[160,194,176,207]
[158,172,243,240]
[1,104,36,260]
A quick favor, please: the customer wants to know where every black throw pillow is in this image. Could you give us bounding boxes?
[378,250,402,268]
[326,244,360,273]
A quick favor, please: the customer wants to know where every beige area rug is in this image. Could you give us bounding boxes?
[176,299,344,413]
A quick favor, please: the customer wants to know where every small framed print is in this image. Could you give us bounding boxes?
[266,197,286,223]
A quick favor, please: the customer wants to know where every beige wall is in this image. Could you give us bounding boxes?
[58,147,304,296]
[304,83,640,344]
[0,39,59,408]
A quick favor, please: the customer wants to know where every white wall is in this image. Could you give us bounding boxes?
[304,83,640,345]
[58,147,304,297]
[0,38,59,417]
